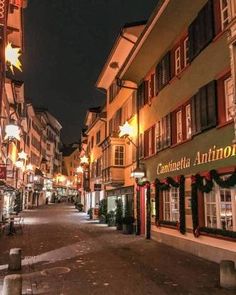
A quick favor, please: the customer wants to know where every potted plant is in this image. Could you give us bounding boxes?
[115,199,123,230]
[87,208,93,219]
[75,203,84,212]
[98,199,107,224]
[122,201,134,234]
[107,210,116,227]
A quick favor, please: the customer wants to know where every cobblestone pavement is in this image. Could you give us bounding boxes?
[0,203,235,295]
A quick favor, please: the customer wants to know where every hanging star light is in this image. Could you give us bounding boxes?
[18,150,28,161]
[80,155,89,165]
[119,121,134,138]
[4,122,21,141]
[5,42,22,74]
[76,166,83,173]
[26,163,33,171]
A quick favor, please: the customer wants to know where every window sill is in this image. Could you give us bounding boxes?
[199,231,236,242]
[171,137,192,149]
[217,119,233,129]
[212,30,226,43]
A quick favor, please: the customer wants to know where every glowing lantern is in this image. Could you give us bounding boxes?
[5,42,22,74]
[119,121,134,138]
[4,122,21,141]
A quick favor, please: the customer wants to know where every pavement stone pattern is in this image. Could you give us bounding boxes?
[0,203,235,295]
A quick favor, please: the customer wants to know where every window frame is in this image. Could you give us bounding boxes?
[185,104,192,139]
[183,37,189,67]
[113,145,125,166]
[176,110,183,143]
[163,187,180,222]
[224,77,234,122]
[220,0,231,30]
[174,46,181,75]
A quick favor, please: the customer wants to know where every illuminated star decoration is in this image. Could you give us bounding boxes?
[119,121,134,138]
[5,42,22,74]
[26,163,33,171]
[76,166,83,173]
[80,155,89,165]
[18,150,28,161]
[4,123,21,141]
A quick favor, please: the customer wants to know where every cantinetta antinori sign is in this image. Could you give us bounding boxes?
[157,144,236,175]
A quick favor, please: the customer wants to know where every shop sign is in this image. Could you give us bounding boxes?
[0,166,6,179]
[157,143,236,175]
[94,184,101,191]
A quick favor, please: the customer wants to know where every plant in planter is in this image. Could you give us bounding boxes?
[76,203,84,212]
[107,210,116,227]
[115,199,123,230]
[87,208,93,219]
[98,199,107,224]
[122,201,134,235]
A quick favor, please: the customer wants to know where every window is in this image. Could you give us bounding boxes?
[185,104,191,139]
[109,80,121,103]
[175,46,181,75]
[220,0,231,30]
[191,80,217,134]
[96,131,101,144]
[137,80,149,109]
[155,114,171,151]
[224,77,234,121]
[91,136,94,149]
[139,133,144,159]
[176,110,182,143]
[155,51,171,93]
[144,126,155,158]
[188,0,215,61]
[114,145,124,166]
[183,37,189,67]
[204,180,236,231]
[163,188,179,222]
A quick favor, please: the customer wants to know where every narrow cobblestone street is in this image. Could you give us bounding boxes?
[0,204,234,295]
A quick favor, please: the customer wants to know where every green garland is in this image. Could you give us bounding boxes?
[155,176,186,235]
[191,169,236,237]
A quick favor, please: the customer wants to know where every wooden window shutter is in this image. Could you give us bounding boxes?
[150,74,155,99]
[171,111,177,145]
[213,0,222,36]
[217,74,229,125]
[166,114,171,147]
[188,19,197,62]
[206,80,217,128]
[204,0,215,45]
[164,51,171,85]
[182,105,187,140]
[170,48,176,78]
[191,94,201,135]
[151,125,155,154]
[144,80,149,105]
[144,130,149,158]
[200,85,208,130]
[137,83,142,110]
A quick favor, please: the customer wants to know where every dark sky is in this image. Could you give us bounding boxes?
[19,0,157,143]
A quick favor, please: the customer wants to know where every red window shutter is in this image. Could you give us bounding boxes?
[144,130,149,158]
[151,125,155,155]
[213,0,222,36]
[217,73,230,125]
[170,48,175,78]
[171,111,177,145]
[144,80,149,105]
[182,106,187,140]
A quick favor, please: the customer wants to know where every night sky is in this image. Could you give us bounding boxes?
[19,0,157,143]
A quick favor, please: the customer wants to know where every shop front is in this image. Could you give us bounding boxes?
[106,185,134,215]
[144,125,236,263]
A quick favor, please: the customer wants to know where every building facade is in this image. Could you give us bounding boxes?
[117,0,236,262]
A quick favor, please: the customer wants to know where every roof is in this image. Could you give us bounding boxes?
[96,21,147,90]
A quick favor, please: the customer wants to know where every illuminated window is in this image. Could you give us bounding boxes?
[220,0,231,30]
[184,37,189,67]
[175,46,181,75]
[176,110,182,143]
[185,104,191,139]
[224,77,234,121]
[163,188,179,222]
[114,145,124,166]
[204,179,236,231]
